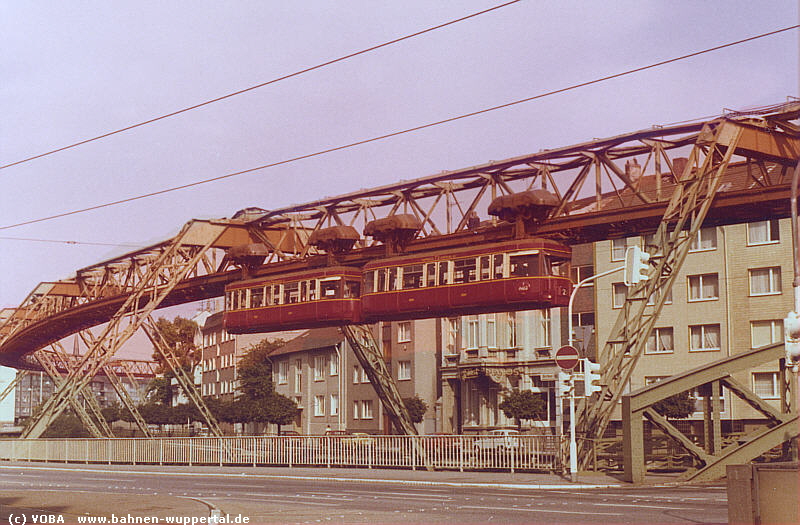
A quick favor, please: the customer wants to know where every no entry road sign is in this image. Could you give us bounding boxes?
[555,345,580,371]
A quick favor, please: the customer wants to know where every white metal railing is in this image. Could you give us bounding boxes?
[0,434,560,472]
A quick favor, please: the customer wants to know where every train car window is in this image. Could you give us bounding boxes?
[321,279,340,298]
[308,280,317,301]
[510,254,539,277]
[388,267,398,291]
[377,269,387,292]
[272,284,281,305]
[493,254,505,279]
[300,281,307,302]
[225,292,232,310]
[251,287,264,308]
[402,264,423,289]
[363,271,375,294]
[284,282,300,303]
[550,258,569,277]
[479,256,491,281]
[425,263,436,287]
[438,261,449,286]
[453,258,477,283]
[344,280,360,298]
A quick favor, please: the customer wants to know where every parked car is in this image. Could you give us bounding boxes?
[472,429,520,451]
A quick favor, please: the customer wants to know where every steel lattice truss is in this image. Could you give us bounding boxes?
[1,102,798,439]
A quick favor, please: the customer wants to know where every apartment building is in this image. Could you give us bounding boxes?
[439,307,564,434]
[594,218,791,431]
[270,320,439,435]
[14,367,153,424]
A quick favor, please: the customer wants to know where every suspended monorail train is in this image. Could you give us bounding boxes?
[223,238,572,334]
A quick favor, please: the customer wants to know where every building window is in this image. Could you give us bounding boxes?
[688,273,719,301]
[647,282,673,306]
[751,320,783,348]
[277,361,288,384]
[313,395,325,416]
[611,238,626,261]
[330,394,339,416]
[294,359,302,393]
[571,265,595,285]
[398,321,411,343]
[465,317,479,349]
[486,315,497,348]
[646,327,674,354]
[353,365,360,384]
[538,309,552,348]
[612,282,627,308]
[752,372,779,399]
[642,233,663,257]
[749,267,781,296]
[690,324,721,351]
[361,400,374,419]
[352,400,360,419]
[398,361,411,381]
[689,227,718,252]
[329,351,339,376]
[314,355,325,381]
[361,366,370,383]
[445,318,459,355]
[507,312,517,348]
[748,219,780,245]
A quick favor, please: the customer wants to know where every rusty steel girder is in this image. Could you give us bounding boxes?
[0,102,797,439]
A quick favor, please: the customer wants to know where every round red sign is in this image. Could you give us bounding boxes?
[555,345,580,370]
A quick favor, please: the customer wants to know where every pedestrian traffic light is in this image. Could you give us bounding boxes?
[557,371,572,396]
[583,359,602,396]
[624,245,651,286]
[784,310,800,366]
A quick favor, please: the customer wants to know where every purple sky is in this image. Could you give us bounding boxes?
[0,1,797,417]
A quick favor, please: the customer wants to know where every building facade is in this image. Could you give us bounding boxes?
[594,218,791,430]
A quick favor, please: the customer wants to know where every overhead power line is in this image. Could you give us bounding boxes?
[0,0,522,171]
[1,24,797,232]
[0,236,143,248]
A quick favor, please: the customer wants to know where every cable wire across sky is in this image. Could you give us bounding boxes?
[0,0,522,172]
[1,23,797,233]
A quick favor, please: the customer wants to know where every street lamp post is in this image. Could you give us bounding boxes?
[565,264,624,482]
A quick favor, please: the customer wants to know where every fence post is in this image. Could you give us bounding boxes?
[159,439,163,466]
[108,439,112,465]
[85,440,89,464]
[219,438,223,467]
[132,439,136,465]
[189,438,193,467]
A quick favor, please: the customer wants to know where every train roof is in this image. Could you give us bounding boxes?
[364,238,570,269]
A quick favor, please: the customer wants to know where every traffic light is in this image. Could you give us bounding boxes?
[557,371,572,397]
[583,359,602,396]
[624,245,651,286]
[784,311,800,366]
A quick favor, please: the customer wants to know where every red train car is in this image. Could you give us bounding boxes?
[224,266,363,334]
[360,239,572,321]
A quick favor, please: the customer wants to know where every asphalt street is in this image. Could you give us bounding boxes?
[0,462,728,524]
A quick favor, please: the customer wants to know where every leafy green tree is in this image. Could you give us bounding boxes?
[146,377,172,405]
[101,403,122,424]
[41,411,91,438]
[403,395,428,424]
[233,338,298,433]
[151,316,199,372]
[653,391,695,419]
[499,390,547,431]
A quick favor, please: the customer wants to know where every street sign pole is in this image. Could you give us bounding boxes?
[568,373,577,482]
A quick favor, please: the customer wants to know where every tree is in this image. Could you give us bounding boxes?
[233,338,298,433]
[101,403,122,424]
[653,391,695,419]
[499,390,547,431]
[403,395,428,424]
[40,411,91,438]
[151,316,199,374]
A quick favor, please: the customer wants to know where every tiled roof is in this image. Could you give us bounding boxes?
[268,326,345,357]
